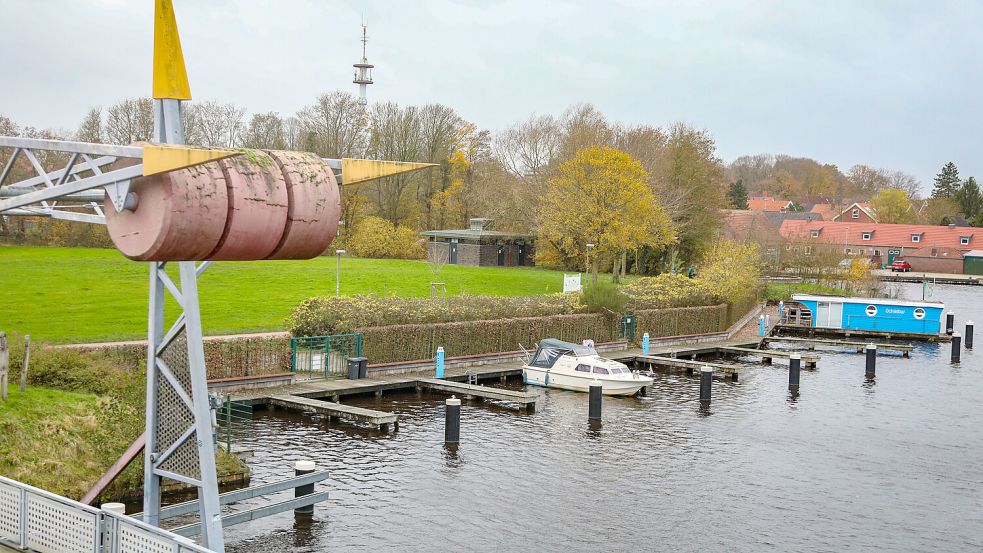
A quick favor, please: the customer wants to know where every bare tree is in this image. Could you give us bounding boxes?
[242,112,287,149]
[365,102,423,225]
[729,154,775,191]
[416,103,464,228]
[184,100,246,148]
[493,113,561,187]
[76,107,103,143]
[297,90,369,158]
[888,170,922,199]
[104,98,154,144]
[848,164,891,198]
[558,103,613,160]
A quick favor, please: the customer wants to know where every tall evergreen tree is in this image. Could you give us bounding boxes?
[955,176,983,224]
[931,161,961,199]
[727,179,749,209]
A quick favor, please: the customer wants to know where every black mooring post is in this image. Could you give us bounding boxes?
[965,321,974,349]
[788,353,801,389]
[699,366,713,402]
[951,332,962,363]
[294,460,315,515]
[445,396,461,444]
[588,382,602,422]
[865,345,877,378]
[946,311,955,335]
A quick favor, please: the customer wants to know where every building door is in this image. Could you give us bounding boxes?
[887,249,901,265]
[449,239,458,264]
[816,301,843,328]
[517,245,526,266]
[497,246,505,266]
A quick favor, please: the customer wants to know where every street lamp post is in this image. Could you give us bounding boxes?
[585,243,595,285]
[335,249,345,297]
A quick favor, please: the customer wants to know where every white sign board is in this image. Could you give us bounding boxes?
[563,273,582,293]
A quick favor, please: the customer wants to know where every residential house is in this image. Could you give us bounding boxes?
[747,196,793,212]
[780,220,979,273]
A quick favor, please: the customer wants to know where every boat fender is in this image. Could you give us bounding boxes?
[545,370,550,387]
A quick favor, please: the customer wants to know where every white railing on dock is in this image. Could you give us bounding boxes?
[0,476,214,553]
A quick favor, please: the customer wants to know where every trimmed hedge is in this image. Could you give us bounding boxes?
[633,304,728,339]
[68,334,292,380]
[361,313,618,364]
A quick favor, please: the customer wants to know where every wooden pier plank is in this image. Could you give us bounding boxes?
[269,394,397,426]
[416,378,538,404]
[718,346,820,363]
[763,336,913,352]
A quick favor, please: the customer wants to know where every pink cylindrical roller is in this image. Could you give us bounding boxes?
[264,150,341,260]
[104,159,229,261]
[205,151,289,260]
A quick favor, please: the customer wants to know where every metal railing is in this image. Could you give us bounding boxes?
[0,475,214,553]
[217,395,252,454]
[290,333,363,378]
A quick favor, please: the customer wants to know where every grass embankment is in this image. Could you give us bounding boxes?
[763,282,855,302]
[0,245,589,343]
[0,340,244,501]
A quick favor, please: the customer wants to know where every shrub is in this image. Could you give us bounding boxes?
[582,280,627,313]
[287,293,586,336]
[346,216,425,260]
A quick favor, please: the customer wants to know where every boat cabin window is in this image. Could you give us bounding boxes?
[592,367,609,375]
[575,364,592,372]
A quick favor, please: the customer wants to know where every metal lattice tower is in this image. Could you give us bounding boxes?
[352,24,374,105]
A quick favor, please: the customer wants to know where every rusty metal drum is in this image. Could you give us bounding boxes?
[105,149,340,261]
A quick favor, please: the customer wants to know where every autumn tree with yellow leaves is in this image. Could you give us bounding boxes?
[538,146,674,284]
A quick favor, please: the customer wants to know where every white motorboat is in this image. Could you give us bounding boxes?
[522,339,653,396]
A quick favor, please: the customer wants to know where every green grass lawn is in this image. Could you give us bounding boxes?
[0,245,583,343]
[763,282,854,302]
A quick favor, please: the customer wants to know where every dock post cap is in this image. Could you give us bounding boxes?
[948,310,954,314]
[295,460,316,471]
[446,397,461,406]
[701,366,713,373]
[968,320,975,325]
[789,353,801,360]
[952,331,961,337]
[759,315,765,319]
[101,502,126,514]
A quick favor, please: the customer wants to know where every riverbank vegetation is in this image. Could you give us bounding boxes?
[0,335,245,501]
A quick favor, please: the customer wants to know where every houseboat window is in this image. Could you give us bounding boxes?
[911,234,921,243]
[865,305,878,316]
[575,364,592,372]
[862,233,871,240]
[913,308,926,320]
[592,367,609,375]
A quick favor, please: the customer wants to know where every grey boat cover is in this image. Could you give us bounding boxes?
[528,338,596,368]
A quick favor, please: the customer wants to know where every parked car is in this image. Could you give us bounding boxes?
[891,259,912,272]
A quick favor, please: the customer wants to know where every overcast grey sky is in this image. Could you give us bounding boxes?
[1,0,980,191]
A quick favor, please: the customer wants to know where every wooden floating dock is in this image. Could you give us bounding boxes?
[416,378,538,410]
[635,354,744,381]
[269,394,399,431]
[717,346,820,368]
[762,336,913,357]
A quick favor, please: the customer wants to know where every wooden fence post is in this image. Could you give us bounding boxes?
[0,332,8,401]
[20,335,30,392]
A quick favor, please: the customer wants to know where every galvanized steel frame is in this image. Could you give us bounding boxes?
[142,98,225,553]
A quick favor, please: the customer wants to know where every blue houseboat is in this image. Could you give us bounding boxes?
[788,294,945,336]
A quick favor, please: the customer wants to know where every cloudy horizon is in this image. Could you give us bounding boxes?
[1,0,980,190]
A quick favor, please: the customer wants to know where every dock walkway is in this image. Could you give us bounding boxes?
[269,394,398,431]
[762,336,913,357]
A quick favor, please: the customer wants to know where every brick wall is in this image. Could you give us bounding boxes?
[427,242,449,263]
[907,255,964,274]
[456,243,481,266]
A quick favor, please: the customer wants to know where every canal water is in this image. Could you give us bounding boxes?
[223,283,983,552]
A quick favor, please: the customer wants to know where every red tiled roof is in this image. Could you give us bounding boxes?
[780,220,979,250]
[809,203,837,220]
[722,210,777,239]
[747,197,791,212]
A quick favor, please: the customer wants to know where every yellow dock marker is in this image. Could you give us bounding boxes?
[153,0,192,100]
[341,158,437,185]
[142,144,240,176]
